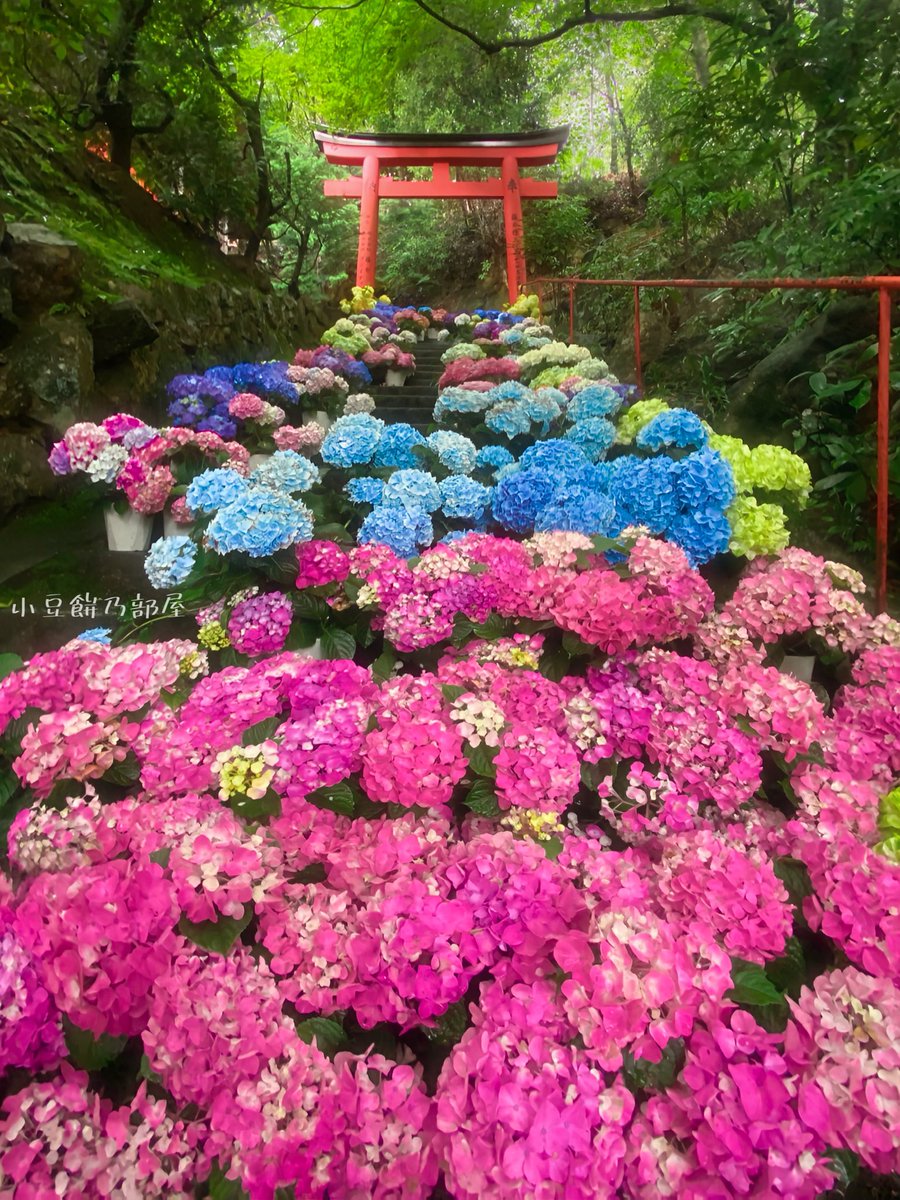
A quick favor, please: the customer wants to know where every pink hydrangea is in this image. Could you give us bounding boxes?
[0,907,65,1076]
[16,859,179,1036]
[228,590,293,657]
[361,711,466,811]
[295,539,350,588]
[494,723,579,813]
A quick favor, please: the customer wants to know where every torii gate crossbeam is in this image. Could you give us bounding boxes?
[314,128,569,303]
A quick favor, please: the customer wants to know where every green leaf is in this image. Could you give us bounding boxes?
[809,372,828,395]
[561,631,595,658]
[465,740,498,778]
[622,1038,685,1093]
[100,752,141,787]
[727,958,784,1008]
[773,856,813,907]
[0,653,23,681]
[542,835,563,860]
[139,1053,163,1085]
[371,647,397,682]
[539,646,569,682]
[207,1163,249,1200]
[306,780,355,815]
[441,684,467,703]
[63,1017,127,1070]
[293,593,331,621]
[464,777,500,817]
[241,716,281,746]
[229,789,281,823]
[590,535,624,554]
[284,619,321,650]
[178,907,253,954]
[294,1016,348,1056]
[320,627,356,660]
[0,767,20,810]
[764,937,806,997]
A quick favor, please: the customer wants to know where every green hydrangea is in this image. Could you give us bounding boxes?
[727,496,790,557]
[616,397,671,445]
[876,785,900,862]
[708,433,756,492]
[441,342,485,363]
[747,444,812,499]
[320,327,370,356]
[531,366,577,389]
[571,356,612,380]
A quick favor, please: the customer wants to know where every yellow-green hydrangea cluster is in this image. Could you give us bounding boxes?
[198,620,231,651]
[501,806,566,843]
[178,650,207,679]
[213,742,278,802]
[710,434,811,500]
[507,292,541,318]
[875,785,900,863]
[727,496,791,557]
[615,397,670,444]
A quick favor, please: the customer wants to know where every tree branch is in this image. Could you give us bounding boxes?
[406,0,764,48]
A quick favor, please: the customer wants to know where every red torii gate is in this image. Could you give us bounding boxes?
[314,128,569,303]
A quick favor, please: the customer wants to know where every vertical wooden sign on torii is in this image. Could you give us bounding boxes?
[314,128,569,303]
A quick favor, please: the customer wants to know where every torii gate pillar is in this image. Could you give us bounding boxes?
[315,128,570,304]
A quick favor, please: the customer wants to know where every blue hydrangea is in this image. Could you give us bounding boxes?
[166,373,204,400]
[535,484,617,536]
[144,536,197,588]
[476,444,515,472]
[321,414,385,467]
[196,376,235,406]
[358,505,433,557]
[232,361,295,403]
[440,529,478,543]
[492,468,558,533]
[524,391,563,433]
[674,448,736,510]
[205,487,313,557]
[203,365,236,386]
[382,469,442,513]
[486,400,532,439]
[185,468,249,514]
[77,627,112,644]
[609,456,679,534]
[196,412,238,439]
[564,417,616,463]
[346,476,384,505]
[636,409,709,451]
[168,395,207,426]
[427,431,477,475]
[250,450,319,494]
[667,509,732,565]
[373,423,425,469]
[567,384,622,421]
[434,387,492,420]
[121,425,158,450]
[440,476,492,521]
[489,380,533,404]
[519,439,590,475]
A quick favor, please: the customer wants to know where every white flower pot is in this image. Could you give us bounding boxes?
[315,411,333,431]
[386,369,409,387]
[301,640,324,660]
[781,655,815,683]
[248,452,273,469]
[104,505,153,552]
[417,330,425,341]
[163,512,195,539]
[426,328,440,340]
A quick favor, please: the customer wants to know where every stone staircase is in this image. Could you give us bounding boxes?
[371,338,444,431]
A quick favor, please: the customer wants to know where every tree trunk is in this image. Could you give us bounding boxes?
[690,23,711,87]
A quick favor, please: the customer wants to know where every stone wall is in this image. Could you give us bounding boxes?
[0,220,331,516]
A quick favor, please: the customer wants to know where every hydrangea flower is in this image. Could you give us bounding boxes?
[564,416,616,463]
[205,487,313,556]
[373,423,426,469]
[185,468,249,515]
[636,408,708,450]
[250,450,320,493]
[440,477,492,522]
[321,414,385,467]
[144,536,197,588]
[492,468,558,533]
[475,444,515,472]
[382,470,442,514]
[359,506,434,557]
[427,431,477,475]
[346,476,385,505]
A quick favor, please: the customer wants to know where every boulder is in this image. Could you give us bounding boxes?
[6,223,82,315]
[90,298,158,364]
[4,313,93,430]
[0,431,55,517]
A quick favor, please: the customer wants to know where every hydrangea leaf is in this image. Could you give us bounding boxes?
[178,907,253,955]
[727,958,785,1008]
[465,741,498,779]
[306,780,356,816]
[465,778,500,817]
[241,716,280,746]
[294,1017,348,1056]
[63,1017,127,1070]
[320,627,356,660]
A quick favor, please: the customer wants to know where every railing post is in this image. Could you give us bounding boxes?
[633,285,644,392]
[568,281,575,344]
[876,285,891,612]
[536,281,544,323]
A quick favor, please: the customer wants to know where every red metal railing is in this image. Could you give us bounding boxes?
[527,274,899,612]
